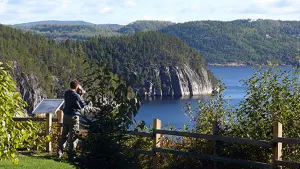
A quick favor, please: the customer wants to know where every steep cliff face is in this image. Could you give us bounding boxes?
[140,64,214,97]
[12,63,47,114]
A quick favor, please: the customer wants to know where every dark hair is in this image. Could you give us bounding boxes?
[70,79,80,89]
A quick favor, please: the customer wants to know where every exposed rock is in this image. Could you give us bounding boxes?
[12,62,47,114]
[160,66,174,96]
[139,64,214,97]
[170,66,190,96]
[144,81,153,96]
[9,62,68,114]
[152,87,162,96]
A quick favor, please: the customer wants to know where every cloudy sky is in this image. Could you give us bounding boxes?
[0,0,300,25]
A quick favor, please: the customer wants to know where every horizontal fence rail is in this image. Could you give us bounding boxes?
[128,131,153,138]
[154,129,273,148]
[274,160,300,168]
[13,117,59,123]
[274,137,300,145]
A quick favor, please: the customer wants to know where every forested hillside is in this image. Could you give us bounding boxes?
[13,19,300,65]
[13,20,174,40]
[0,24,86,112]
[69,32,215,96]
[116,20,174,34]
[160,19,300,65]
[15,24,122,40]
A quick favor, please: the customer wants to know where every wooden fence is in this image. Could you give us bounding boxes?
[129,119,300,169]
[13,110,64,152]
[12,115,300,169]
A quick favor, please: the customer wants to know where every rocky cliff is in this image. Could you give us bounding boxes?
[11,62,47,114]
[138,64,214,97]
[11,62,66,114]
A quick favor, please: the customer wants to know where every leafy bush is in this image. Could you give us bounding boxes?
[0,62,49,163]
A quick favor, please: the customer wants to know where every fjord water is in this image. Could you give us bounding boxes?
[134,66,293,128]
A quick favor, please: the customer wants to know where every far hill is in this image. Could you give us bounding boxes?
[15,24,122,40]
[11,19,300,65]
[160,19,300,65]
[14,20,94,26]
[98,24,122,26]
[117,20,175,34]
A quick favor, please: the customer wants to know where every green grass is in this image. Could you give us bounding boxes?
[0,155,75,169]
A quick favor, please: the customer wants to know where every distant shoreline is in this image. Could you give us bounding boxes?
[207,62,296,67]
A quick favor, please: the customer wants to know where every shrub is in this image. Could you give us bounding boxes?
[73,64,142,169]
[182,66,300,169]
[0,62,49,163]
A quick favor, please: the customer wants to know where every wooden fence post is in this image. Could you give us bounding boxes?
[273,122,282,169]
[56,110,64,135]
[46,113,52,152]
[213,121,220,169]
[153,118,162,169]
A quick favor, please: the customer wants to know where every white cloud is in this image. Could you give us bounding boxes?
[124,0,136,8]
[0,0,8,15]
[99,7,113,14]
[239,0,300,14]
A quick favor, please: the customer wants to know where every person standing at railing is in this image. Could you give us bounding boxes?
[57,79,86,161]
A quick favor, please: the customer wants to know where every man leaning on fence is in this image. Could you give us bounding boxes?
[57,79,86,161]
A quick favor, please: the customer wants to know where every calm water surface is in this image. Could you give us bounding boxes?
[134,66,293,128]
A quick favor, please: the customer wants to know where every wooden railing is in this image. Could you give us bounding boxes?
[12,115,300,169]
[128,119,300,169]
[13,110,64,152]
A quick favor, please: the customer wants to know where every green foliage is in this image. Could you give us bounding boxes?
[73,63,142,169]
[228,67,300,164]
[0,62,49,162]
[181,66,300,168]
[160,19,300,65]
[117,20,174,34]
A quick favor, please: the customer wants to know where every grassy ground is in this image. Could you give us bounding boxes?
[0,153,75,169]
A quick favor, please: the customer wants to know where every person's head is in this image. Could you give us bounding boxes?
[77,85,86,96]
[70,79,80,90]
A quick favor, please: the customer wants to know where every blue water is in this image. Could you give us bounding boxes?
[134,66,293,128]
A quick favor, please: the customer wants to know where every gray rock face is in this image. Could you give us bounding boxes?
[139,64,214,96]
[12,63,47,114]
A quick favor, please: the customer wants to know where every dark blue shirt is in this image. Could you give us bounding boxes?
[62,89,85,115]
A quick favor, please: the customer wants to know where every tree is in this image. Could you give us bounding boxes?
[73,62,142,169]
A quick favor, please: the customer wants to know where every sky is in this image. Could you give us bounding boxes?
[0,0,300,25]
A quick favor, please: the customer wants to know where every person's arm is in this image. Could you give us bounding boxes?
[76,94,86,109]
